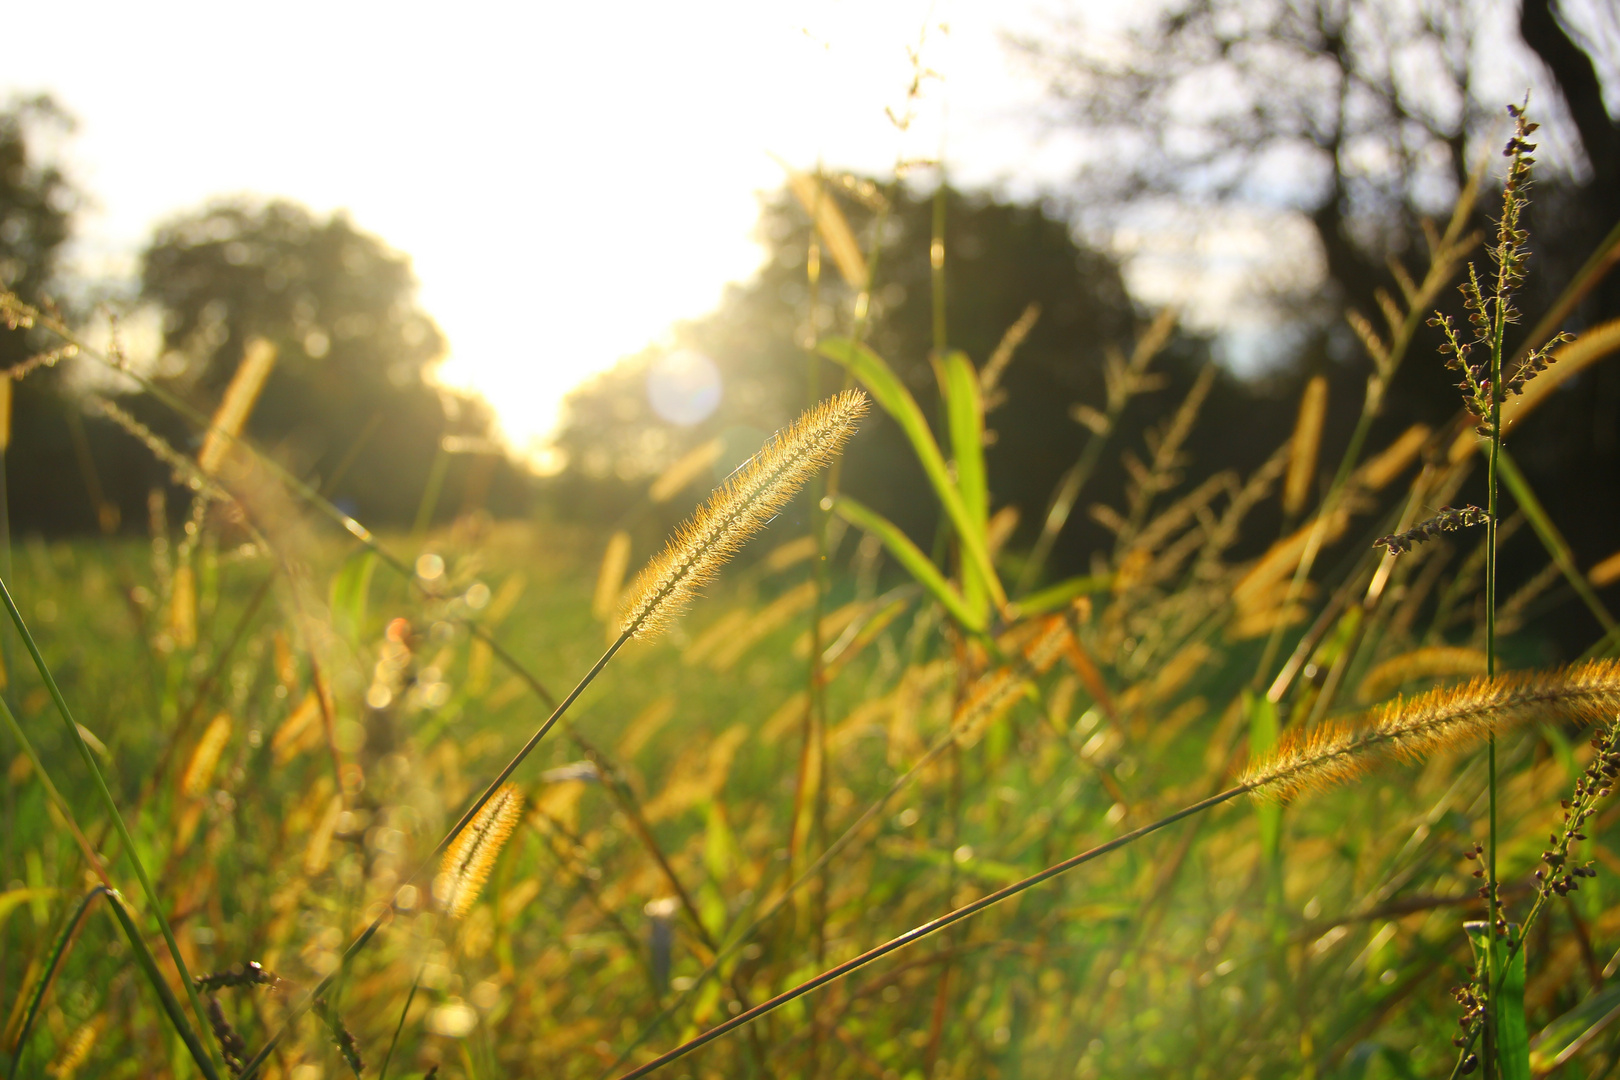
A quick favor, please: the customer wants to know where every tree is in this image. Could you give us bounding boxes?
[1023,0,1619,319]
[1024,0,1620,646]
[0,95,108,535]
[139,199,525,526]
[0,96,72,301]
[550,179,1304,579]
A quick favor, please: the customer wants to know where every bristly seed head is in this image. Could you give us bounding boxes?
[437,783,524,919]
[1242,660,1620,802]
[619,389,869,639]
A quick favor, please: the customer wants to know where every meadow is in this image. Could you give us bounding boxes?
[4,104,1620,1080]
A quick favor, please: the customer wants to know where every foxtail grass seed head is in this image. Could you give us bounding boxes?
[437,784,524,918]
[620,389,869,639]
[198,337,276,476]
[1283,375,1327,517]
[180,712,233,798]
[1242,660,1620,802]
[1356,646,1489,704]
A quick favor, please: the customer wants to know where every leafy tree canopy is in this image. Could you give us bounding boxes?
[138,199,522,525]
[549,179,1293,577]
[1022,0,1619,315]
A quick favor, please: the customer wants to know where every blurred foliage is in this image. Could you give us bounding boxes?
[1021,0,1620,645]
[550,181,1324,583]
[137,199,528,526]
[0,148,527,532]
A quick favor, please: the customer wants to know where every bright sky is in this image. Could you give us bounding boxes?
[6,0,1117,458]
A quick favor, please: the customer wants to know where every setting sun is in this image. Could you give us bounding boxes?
[7,0,1069,462]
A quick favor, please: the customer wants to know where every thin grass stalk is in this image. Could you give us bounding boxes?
[0,576,221,1071]
[376,963,425,1080]
[610,786,1252,1080]
[1016,424,1117,597]
[602,633,1066,1075]
[0,696,113,889]
[0,377,13,718]
[1253,167,1481,690]
[236,627,632,1080]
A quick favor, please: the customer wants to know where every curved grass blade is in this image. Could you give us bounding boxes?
[6,887,107,1080]
[0,577,220,1074]
[934,349,990,620]
[1007,573,1111,620]
[6,887,218,1080]
[832,495,984,633]
[819,337,1006,612]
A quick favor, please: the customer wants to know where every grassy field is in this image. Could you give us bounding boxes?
[0,504,1613,1080]
[5,105,1620,1080]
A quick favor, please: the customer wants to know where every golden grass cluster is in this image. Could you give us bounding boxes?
[1242,660,1620,801]
[619,389,868,639]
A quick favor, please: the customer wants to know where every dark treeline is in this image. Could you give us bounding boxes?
[1,111,529,535]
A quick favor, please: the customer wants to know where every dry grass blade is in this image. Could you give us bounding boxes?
[784,169,868,288]
[1590,549,1620,589]
[593,531,633,622]
[1284,376,1328,517]
[648,437,725,503]
[198,338,276,476]
[620,390,868,639]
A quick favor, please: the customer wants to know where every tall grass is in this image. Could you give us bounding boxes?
[2,98,1620,1080]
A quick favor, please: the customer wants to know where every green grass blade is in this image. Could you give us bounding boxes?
[1007,574,1111,619]
[0,576,221,1076]
[6,887,218,1080]
[1467,921,1530,1080]
[934,349,991,622]
[819,337,1006,612]
[1494,447,1620,651]
[103,890,221,1079]
[832,496,985,633]
[1527,982,1620,1073]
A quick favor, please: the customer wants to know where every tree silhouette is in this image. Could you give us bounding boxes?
[0,95,110,535]
[549,180,1300,580]
[140,199,523,526]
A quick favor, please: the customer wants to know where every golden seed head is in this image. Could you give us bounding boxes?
[180,713,233,798]
[438,784,525,919]
[620,389,869,640]
[1242,660,1620,802]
